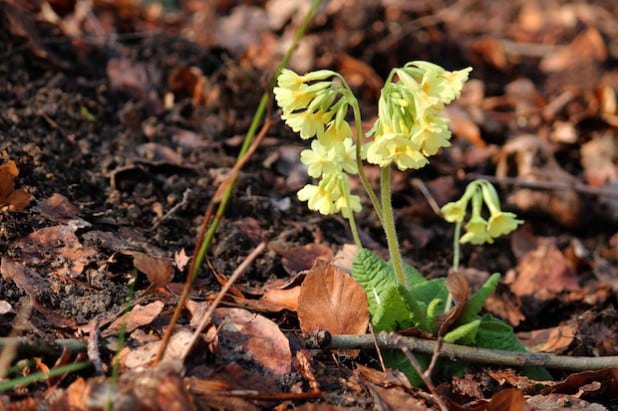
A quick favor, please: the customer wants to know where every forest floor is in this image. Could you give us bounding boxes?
[0,0,617,409]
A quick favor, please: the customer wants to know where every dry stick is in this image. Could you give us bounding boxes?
[180,241,267,361]
[309,333,618,372]
[390,334,448,411]
[154,118,272,365]
[466,173,618,198]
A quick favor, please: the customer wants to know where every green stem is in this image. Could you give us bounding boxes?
[453,221,461,271]
[350,98,383,223]
[444,221,462,313]
[380,166,406,287]
[347,214,362,250]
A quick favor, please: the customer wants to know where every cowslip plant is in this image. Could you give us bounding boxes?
[275,62,548,384]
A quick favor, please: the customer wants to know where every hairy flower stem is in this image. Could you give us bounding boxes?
[380,166,406,288]
[444,221,462,312]
[349,97,383,223]
[347,214,362,249]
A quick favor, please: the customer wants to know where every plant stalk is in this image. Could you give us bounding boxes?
[380,166,406,288]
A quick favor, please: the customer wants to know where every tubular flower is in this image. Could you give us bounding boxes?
[479,181,523,237]
[460,215,493,245]
[283,108,334,140]
[441,199,468,223]
[404,61,472,104]
[487,211,522,238]
[460,189,493,245]
[297,181,336,215]
[366,133,428,170]
[300,140,337,178]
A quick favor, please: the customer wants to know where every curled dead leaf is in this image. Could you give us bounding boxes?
[0,160,33,212]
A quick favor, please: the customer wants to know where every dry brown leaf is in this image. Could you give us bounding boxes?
[49,378,91,411]
[517,323,577,353]
[102,301,165,337]
[449,388,531,411]
[212,308,291,377]
[297,260,369,339]
[0,160,33,212]
[259,287,300,311]
[442,105,485,147]
[281,243,334,274]
[510,241,579,299]
[580,132,617,187]
[123,251,174,288]
[437,270,469,336]
[365,382,429,411]
[540,28,607,73]
[542,368,618,402]
[174,248,190,272]
[496,135,581,228]
[35,193,90,228]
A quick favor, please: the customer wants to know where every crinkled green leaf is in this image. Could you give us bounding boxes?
[443,319,481,344]
[371,284,414,332]
[457,273,501,325]
[385,259,426,287]
[352,248,393,314]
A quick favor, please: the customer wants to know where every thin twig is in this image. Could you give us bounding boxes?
[180,241,267,361]
[308,332,618,372]
[390,334,448,411]
[466,173,618,198]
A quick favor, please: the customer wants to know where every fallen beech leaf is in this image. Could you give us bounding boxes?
[16,225,96,279]
[123,251,174,288]
[49,377,90,411]
[281,243,334,274]
[542,368,618,402]
[0,160,33,212]
[517,323,577,354]
[511,241,579,299]
[496,135,581,228]
[213,308,291,377]
[297,260,369,346]
[449,388,530,411]
[35,193,90,228]
[540,28,607,73]
[437,270,469,336]
[259,287,300,311]
[102,301,165,337]
[365,383,429,410]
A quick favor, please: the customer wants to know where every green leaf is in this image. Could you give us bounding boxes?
[352,249,394,314]
[443,319,481,344]
[409,278,449,306]
[385,259,426,287]
[458,273,501,325]
[382,349,429,387]
[476,314,552,380]
[371,284,415,332]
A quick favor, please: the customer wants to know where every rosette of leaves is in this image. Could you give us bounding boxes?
[352,249,550,385]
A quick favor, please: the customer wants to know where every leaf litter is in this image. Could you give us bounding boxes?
[0,0,617,409]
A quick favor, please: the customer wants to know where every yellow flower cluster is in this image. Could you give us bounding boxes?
[366,62,471,170]
[274,69,361,218]
[441,180,523,245]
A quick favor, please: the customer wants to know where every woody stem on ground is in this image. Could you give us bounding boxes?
[308,333,618,371]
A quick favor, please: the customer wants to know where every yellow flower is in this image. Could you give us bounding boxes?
[487,211,522,237]
[300,140,337,178]
[273,86,313,115]
[460,190,493,245]
[283,108,333,140]
[479,181,523,237]
[409,109,451,156]
[460,215,493,244]
[277,68,306,91]
[366,133,428,170]
[319,115,352,146]
[333,138,358,175]
[297,183,336,215]
[441,200,467,223]
[405,62,472,104]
